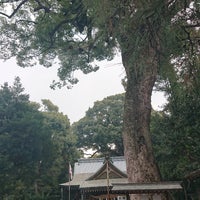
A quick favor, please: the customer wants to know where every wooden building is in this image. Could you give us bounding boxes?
[60,156,183,200]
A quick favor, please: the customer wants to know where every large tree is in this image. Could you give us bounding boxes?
[0,1,199,199]
[0,78,79,199]
[151,54,200,181]
[73,91,200,180]
[72,94,124,157]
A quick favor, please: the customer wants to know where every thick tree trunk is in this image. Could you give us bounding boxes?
[121,47,167,200]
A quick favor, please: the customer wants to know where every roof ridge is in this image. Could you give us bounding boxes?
[78,156,125,163]
[78,157,104,163]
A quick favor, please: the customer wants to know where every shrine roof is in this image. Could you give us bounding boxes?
[112,182,183,193]
[74,156,126,175]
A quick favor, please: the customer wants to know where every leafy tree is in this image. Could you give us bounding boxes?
[0,78,79,199]
[0,78,45,199]
[38,99,80,200]
[73,94,124,157]
[41,99,80,166]
[151,65,200,181]
[41,99,59,112]
[0,2,199,199]
[74,91,200,181]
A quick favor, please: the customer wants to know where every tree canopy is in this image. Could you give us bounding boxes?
[151,64,200,181]
[0,1,199,199]
[0,78,79,200]
[72,94,124,157]
[0,1,198,87]
[74,92,200,182]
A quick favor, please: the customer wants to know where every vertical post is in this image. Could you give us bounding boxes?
[68,162,72,200]
[68,163,71,200]
[106,157,110,200]
[68,180,70,200]
[81,191,84,200]
[61,187,63,200]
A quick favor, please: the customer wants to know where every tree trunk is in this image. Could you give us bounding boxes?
[121,47,166,200]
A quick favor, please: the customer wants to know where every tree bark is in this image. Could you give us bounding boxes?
[121,47,167,200]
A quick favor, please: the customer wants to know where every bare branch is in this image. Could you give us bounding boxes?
[16,19,36,25]
[0,0,29,18]
[0,0,20,2]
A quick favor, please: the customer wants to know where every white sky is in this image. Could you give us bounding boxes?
[0,56,166,123]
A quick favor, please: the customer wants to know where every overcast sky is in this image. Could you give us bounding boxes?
[0,55,166,123]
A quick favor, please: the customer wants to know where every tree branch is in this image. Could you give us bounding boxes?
[182,23,200,28]
[0,0,29,18]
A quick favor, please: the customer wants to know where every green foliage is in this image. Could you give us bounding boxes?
[1,1,198,87]
[0,1,199,193]
[72,94,124,157]
[151,74,200,180]
[41,104,79,162]
[41,99,59,112]
[0,0,102,88]
[0,78,79,199]
[74,90,200,181]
